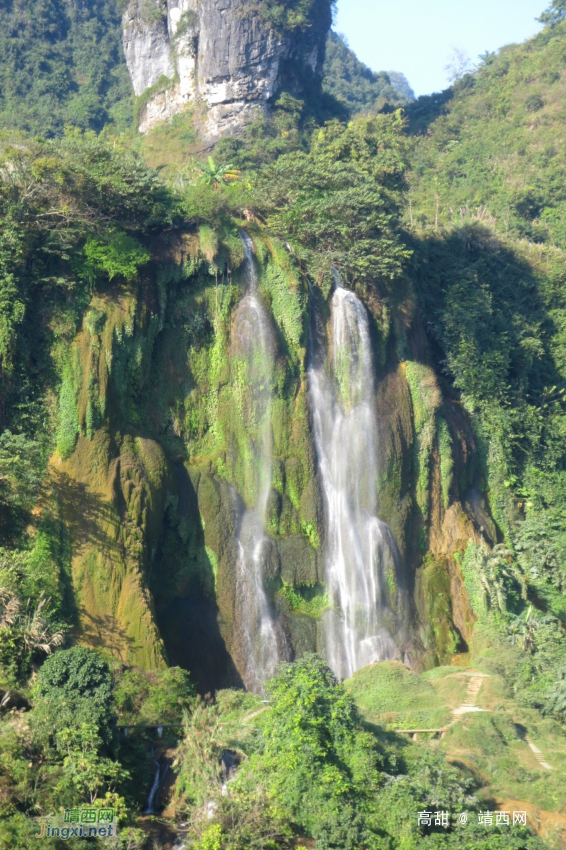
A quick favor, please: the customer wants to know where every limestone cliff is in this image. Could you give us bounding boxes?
[123,0,330,137]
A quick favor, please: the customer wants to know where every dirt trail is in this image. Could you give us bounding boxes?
[242,706,269,723]
[451,672,490,716]
[448,671,553,771]
[524,735,553,771]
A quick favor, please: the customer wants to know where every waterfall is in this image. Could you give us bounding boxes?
[143,750,161,815]
[231,232,283,693]
[309,276,400,680]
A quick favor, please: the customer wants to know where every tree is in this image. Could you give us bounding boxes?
[507,605,558,653]
[252,114,411,288]
[54,722,128,805]
[33,647,115,747]
[0,432,43,516]
[0,586,64,682]
[36,646,113,702]
[249,654,380,850]
[31,647,126,806]
[538,0,566,26]
[444,47,475,83]
[196,158,241,190]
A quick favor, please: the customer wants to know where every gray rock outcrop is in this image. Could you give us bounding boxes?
[122,0,330,138]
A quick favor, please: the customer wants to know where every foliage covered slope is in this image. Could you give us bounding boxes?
[0,0,133,137]
[322,31,414,116]
[406,2,566,726]
[2,2,566,848]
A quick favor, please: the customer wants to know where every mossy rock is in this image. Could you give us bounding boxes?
[375,366,416,564]
[53,429,170,669]
[415,554,461,664]
[285,614,319,658]
[277,534,318,586]
[299,475,323,548]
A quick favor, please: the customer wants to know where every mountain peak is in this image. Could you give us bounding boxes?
[123,0,332,138]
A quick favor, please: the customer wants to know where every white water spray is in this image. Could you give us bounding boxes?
[309,277,400,680]
[231,233,283,692]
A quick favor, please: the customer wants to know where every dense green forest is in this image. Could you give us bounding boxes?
[408,7,566,616]
[322,32,414,115]
[1,0,566,848]
[0,0,132,136]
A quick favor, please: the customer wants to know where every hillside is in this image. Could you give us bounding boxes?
[406,11,566,628]
[0,0,411,138]
[322,31,414,115]
[346,661,566,848]
[408,17,566,245]
[0,0,133,136]
[0,1,566,849]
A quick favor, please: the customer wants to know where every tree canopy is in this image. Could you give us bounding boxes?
[0,0,132,137]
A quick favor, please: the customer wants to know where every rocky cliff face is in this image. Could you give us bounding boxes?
[123,0,330,137]
[50,229,484,691]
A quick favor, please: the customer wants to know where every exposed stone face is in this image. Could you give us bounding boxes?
[123,0,330,138]
[123,0,176,97]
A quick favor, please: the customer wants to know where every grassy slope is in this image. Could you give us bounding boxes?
[346,662,566,845]
[408,21,566,246]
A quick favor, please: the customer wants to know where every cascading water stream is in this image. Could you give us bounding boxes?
[143,747,161,815]
[231,232,282,693]
[309,275,401,680]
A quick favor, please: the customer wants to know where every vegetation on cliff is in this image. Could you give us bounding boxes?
[406,2,566,730]
[1,0,566,847]
[248,0,335,33]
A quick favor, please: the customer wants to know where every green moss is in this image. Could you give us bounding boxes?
[437,413,454,509]
[386,569,397,607]
[56,352,81,458]
[278,581,329,619]
[404,361,441,520]
[300,520,320,550]
[260,257,306,368]
[418,553,460,663]
[205,545,219,587]
[133,73,176,128]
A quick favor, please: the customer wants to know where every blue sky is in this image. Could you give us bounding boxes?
[334,0,547,96]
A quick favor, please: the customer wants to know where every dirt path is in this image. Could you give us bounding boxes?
[242,706,269,723]
[451,672,490,716]
[525,735,553,771]
[448,671,553,771]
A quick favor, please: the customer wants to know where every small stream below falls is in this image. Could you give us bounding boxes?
[308,275,402,680]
